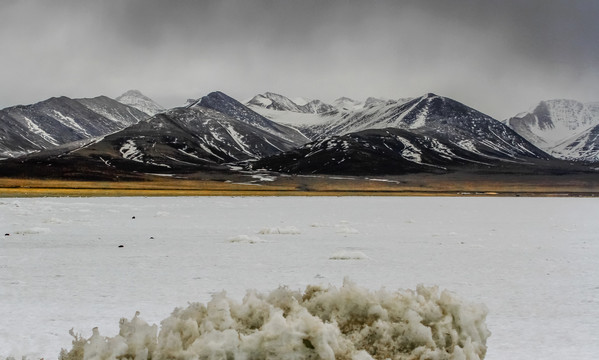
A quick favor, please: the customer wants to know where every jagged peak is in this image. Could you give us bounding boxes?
[186,91,231,108]
[421,92,439,99]
[199,91,242,106]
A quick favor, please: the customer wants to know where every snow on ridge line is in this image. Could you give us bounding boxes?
[58,280,490,360]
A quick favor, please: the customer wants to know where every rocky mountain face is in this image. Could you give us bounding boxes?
[115,90,165,116]
[504,100,599,162]
[0,95,148,159]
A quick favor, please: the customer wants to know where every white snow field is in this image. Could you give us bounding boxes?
[1,197,598,359]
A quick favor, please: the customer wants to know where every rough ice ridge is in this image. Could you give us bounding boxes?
[258,226,301,235]
[228,235,266,244]
[329,250,369,260]
[58,280,490,360]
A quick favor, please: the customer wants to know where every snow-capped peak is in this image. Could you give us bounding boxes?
[248,92,303,112]
[116,90,165,116]
[505,99,599,155]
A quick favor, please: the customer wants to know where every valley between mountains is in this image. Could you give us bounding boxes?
[1,90,598,196]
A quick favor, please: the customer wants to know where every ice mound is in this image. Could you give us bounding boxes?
[329,250,370,260]
[227,235,266,244]
[59,280,490,360]
[335,225,359,234]
[310,222,331,227]
[43,217,68,224]
[258,226,300,235]
[15,227,51,235]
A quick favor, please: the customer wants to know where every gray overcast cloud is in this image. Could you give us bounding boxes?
[1,0,598,119]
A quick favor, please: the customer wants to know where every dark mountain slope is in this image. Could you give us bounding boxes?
[0,96,147,158]
[252,127,548,175]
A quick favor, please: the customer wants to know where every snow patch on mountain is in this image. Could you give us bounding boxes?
[51,110,91,137]
[223,123,253,156]
[395,135,423,163]
[409,104,429,129]
[119,140,144,162]
[22,116,59,146]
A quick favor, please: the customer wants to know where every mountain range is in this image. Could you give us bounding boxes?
[0,89,597,181]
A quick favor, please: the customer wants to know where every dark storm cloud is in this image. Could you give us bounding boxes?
[0,0,598,119]
[410,0,599,68]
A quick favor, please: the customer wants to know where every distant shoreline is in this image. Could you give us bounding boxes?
[1,175,598,197]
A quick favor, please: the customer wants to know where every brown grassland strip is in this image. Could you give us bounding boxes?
[1,175,599,197]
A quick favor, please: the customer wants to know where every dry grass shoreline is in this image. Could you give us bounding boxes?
[1,175,599,197]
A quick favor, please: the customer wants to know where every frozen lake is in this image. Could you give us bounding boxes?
[1,196,598,359]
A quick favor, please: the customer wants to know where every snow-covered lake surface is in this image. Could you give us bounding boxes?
[1,196,598,359]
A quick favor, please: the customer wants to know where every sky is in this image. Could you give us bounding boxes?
[1,0,598,119]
